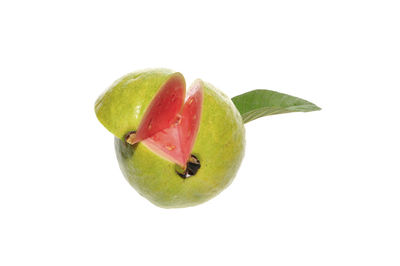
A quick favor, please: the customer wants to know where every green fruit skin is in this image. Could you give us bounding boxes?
[96,69,245,208]
[95,68,184,139]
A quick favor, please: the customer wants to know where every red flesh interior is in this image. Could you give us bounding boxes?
[133,74,186,144]
[140,79,204,167]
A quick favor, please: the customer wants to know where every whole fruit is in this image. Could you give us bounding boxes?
[95,69,245,208]
[95,68,320,208]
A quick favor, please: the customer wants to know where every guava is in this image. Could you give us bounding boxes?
[95,68,320,208]
[95,69,245,208]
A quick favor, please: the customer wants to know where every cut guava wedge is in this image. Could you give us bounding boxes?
[141,80,204,167]
[132,73,186,144]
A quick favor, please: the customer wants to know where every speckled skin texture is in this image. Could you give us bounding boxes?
[96,69,245,208]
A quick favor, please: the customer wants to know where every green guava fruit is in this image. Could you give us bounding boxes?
[95,68,245,208]
[95,68,321,208]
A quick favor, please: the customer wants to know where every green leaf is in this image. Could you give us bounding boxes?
[231,89,321,123]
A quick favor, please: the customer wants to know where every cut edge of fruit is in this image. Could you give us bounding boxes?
[131,72,186,144]
[178,79,204,163]
[142,126,186,166]
[140,79,204,168]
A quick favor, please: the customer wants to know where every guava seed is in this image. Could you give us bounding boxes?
[176,155,201,179]
[125,131,137,145]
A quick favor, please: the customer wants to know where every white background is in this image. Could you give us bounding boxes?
[1,0,399,265]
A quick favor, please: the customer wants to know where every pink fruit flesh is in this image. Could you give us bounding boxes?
[142,80,204,167]
[179,80,204,164]
[141,126,185,167]
[133,73,186,144]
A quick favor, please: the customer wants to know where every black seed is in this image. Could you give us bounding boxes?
[176,155,201,179]
[176,171,190,179]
